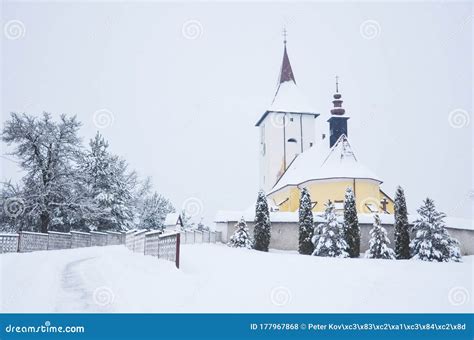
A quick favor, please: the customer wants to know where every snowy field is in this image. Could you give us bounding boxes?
[1,244,472,313]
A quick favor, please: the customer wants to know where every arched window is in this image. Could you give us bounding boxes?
[287,138,297,143]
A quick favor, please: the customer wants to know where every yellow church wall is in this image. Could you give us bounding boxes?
[269,178,394,214]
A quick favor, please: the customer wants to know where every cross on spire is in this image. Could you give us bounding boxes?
[336,75,339,93]
[282,27,287,45]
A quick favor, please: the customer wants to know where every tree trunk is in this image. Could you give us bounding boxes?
[40,212,49,233]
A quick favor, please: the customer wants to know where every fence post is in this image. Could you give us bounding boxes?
[17,231,21,252]
[175,233,180,269]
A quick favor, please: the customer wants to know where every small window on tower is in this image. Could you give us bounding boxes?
[290,117,294,122]
[287,138,297,143]
[309,142,313,147]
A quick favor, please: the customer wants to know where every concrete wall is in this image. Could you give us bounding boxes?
[218,221,474,255]
[48,231,72,250]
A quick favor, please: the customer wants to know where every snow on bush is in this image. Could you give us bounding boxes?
[410,198,461,262]
[312,201,348,258]
[228,218,253,249]
[365,214,395,259]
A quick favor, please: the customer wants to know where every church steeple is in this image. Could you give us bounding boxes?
[256,31,319,193]
[330,76,345,116]
[278,29,296,85]
[328,76,350,148]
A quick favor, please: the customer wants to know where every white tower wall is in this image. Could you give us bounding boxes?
[259,112,317,192]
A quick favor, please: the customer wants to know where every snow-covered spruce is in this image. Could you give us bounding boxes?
[253,190,271,252]
[365,214,395,259]
[312,201,348,258]
[81,132,136,232]
[228,218,253,249]
[410,198,461,262]
[343,187,360,257]
[133,177,174,231]
[298,188,314,255]
[394,186,410,259]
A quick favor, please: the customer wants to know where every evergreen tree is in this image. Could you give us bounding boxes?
[228,218,253,249]
[410,198,461,262]
[180,210,195,230]
[81,132,136,231]
[253,190,271,251]
[196,219,209,231]
[312,200,348,258]
[365,214,395,259]
[343,187,360,257]
[298,188,314,255]
[133,177,174,230]
[394,186,410,259]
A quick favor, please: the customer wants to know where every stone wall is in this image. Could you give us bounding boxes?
[217,221,474,255]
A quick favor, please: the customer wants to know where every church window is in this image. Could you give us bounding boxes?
[287,138,297,143]
[309,142,313,147]
[290,117,294,122]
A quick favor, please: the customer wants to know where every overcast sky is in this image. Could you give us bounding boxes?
[1,1,472,224]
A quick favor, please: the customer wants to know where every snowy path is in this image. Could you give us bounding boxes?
[0,244,473,313]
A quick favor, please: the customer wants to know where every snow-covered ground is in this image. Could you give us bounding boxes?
[0,244,472,313]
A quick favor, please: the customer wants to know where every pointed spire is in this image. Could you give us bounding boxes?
[278,29,296,85]
[330,76,345,116]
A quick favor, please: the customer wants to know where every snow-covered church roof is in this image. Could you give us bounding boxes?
[270,134,382,194]
[256,43,318,126]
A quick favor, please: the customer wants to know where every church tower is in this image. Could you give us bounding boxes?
[327,77,349,148]
[256,35,319,192]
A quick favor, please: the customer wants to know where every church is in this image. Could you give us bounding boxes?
[215,37,473,255]
[257,38,394,215]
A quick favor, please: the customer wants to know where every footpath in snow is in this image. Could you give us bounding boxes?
[0,244,472,313]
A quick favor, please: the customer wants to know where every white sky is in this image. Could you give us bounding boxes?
[1,1,472,224]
